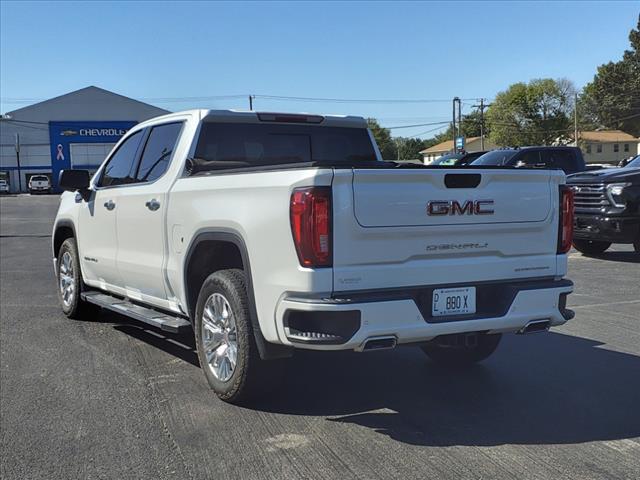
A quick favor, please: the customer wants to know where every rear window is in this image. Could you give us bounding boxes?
[31,176,49,181]
[472,150,518,166]
[192,123,377,172]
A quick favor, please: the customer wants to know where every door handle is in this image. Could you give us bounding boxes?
[145,199,160,211]
[103,200,115,211]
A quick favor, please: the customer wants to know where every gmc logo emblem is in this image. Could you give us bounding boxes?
[427,200,495,216]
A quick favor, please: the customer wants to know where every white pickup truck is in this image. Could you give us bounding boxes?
[53,110,575,403]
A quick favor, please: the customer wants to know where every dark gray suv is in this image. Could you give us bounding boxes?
[471,146,586,175]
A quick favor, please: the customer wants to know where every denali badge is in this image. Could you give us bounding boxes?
[427,200,494,216]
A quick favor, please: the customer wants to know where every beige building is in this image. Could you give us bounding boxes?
[419,136,497,164]
[578,130,639,164]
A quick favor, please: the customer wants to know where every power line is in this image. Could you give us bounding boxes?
[387,120,450,130]
[1,93,482,106]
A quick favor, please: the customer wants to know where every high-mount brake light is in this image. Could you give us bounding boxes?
[257,112,324,124]
[558,185,574,254]
[290,187,332,268]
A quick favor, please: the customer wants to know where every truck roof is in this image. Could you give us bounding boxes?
[135,109,368,129]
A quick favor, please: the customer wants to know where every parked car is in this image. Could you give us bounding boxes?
[28,175,51,194]
[471,146,586,174]
[584,163,617,171]
[430,151,487,166]
[53,109,574,403]
[567,156,640,254]
[0,179,9,194]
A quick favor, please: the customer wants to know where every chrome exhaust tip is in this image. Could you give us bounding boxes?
[518,319,551,334]
[358,336,397,352]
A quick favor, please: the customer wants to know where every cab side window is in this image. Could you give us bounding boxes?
[136,123,183,183]
[515,150,544,167]
[98,130,144,187]
[545,150,576,173]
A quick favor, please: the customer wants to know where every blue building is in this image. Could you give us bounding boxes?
[0,86,168,192]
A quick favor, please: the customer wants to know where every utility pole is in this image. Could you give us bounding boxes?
[472,98,492,150]
[15,133,22,193]
[248,95,254,111]
[574,93,578,147]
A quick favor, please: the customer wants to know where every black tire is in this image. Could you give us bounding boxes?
[633,237,640,253]
[421,332,502,366]
[194,269,283,404]
[572,239,611,255]
[56,238,99,320]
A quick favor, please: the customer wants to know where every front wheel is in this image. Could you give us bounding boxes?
[57,238,99,320]
[421,333,502,366]
[194,269,283,404]
[572,239,611,255]
[633,237,640,253]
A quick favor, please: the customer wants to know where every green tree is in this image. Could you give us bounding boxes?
[487,78,575,146]
[394,136,429,160]
[367,118,396,159]
[430,110,490,146]
[580,15,640,136]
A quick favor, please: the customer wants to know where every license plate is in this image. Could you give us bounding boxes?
[432,287,476,317]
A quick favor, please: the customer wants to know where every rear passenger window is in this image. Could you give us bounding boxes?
[99,130,144,187]
[515,150,543,167]
[546,150,576,173]
[136,123,183,182]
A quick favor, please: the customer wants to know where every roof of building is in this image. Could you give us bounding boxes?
[419,136,481,154]
[579,130,639,142]
[5,86,169,119]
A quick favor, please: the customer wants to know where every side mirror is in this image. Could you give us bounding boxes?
[59,169,90,192]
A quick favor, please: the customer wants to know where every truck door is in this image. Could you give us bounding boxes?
[115,122,183,304]
[78,129,145,291]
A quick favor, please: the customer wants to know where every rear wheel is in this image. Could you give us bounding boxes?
[57,238,99,320]
[194,269,283,404]
[633,236,640,253]
[572,239,611,255]
[421,332,502,366]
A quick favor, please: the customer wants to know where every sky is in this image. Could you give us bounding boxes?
[1,1,638,138]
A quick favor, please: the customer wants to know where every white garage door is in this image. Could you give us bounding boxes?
[70,143,116,172]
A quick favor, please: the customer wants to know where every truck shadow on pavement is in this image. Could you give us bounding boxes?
[258,332,640,447]
[109,312,640,448]
[577,251,639,263]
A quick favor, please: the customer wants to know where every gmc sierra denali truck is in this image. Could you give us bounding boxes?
[568,156,640,254]
[53,110,575,403]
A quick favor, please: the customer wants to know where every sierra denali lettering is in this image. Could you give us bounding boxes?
[427,200,495,216]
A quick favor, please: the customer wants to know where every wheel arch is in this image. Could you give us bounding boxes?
[183,229,292,360]
[52,219,77,259]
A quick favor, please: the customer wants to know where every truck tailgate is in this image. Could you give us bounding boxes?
[332,168,564,292]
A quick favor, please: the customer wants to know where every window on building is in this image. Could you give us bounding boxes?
[98,130,144,187]
[136,123,183,182]
[596,144,602,154]
[624,144,630,152]
[614,144,619,153]
[586,144,592,154]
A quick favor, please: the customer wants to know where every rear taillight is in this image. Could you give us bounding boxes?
[290,187,332,267]
[558,185,574,254]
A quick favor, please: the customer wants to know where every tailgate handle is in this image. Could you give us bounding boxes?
[445,173,481,188]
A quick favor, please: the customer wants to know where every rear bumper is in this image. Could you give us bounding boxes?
[574,214,640,243]
[274,278,574,351]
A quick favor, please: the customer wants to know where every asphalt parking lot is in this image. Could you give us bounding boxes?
[1,194,639,480]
